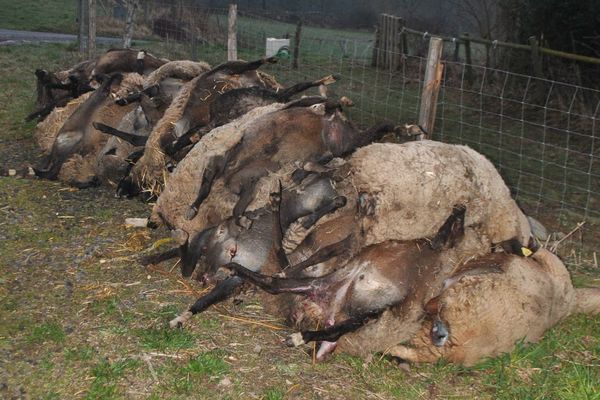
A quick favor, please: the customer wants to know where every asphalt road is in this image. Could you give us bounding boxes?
[0,28,121,45]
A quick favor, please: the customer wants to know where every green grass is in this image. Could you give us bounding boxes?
[86,359,140,400]
[28,322,66,344]
[263,387,286,400]
[183,350,230,377]
[0,28,599,400]
[0,0,77,33]
[136,327,197,351]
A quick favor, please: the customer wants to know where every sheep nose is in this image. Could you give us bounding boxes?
[431,319,449,347]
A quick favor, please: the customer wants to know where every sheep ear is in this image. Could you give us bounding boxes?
[35,69,48,80]
[429,205,466,250]
[496,237,538,257]
[424,295,442,316]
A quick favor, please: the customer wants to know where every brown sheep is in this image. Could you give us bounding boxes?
[91,48,167,77]
[223,205,470,362]
[34,73,144,187]
[151,100,396,279]
[168,141,533,359]
[117,57,281,198]
[387,248,600,366]
[93,61,213,185]
[27,66,95,122]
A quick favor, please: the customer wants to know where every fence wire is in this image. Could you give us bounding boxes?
[11,1,600,262]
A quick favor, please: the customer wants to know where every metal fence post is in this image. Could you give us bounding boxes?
[418,36,444,139]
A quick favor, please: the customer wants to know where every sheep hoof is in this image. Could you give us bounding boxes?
[285,332,305,347]
[169,311,193,329]
[185,206,198,220]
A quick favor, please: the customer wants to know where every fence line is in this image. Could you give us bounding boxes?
[17,1,600,260]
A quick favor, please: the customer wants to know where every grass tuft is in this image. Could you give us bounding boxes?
[85,358,140,400]
[28,322,66,344]
[183,350,230,377]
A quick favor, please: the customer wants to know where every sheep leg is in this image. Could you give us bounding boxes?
[33,156,64,180]
[300,196,347,229]
[25,95,71,122]
[286,310,384,347]
[185,157,225,221]
[283,234,354,277]
[276,75,340,102]
[169,276,244,328]
[139,247,180,266]
[429,204,466,250]
[224,262,322,295]
[115,149,145,199]
[166,126,211,157]
[284,96,327,110]
[180,226,217,278]
[216,56,277,75]
[93,122,148,146]
[232,172,269,228]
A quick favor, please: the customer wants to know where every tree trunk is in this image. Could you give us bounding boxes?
[123,0,138,48]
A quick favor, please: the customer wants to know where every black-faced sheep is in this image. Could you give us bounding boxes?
[118,57,282,197]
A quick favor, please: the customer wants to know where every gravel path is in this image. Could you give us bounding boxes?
[0,28,121,45]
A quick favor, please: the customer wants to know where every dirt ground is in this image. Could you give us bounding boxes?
[0,44,599,400]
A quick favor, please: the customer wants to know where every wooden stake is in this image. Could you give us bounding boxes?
[529,36,544,77]
[292,18,303,69]
[463,33,473,85]
[227,3,237,61]
[418,36,444,139]
[77,0,86,54]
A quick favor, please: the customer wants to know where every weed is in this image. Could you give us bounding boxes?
[28,322,66,344]
[64,345,95,361]
[264,387,286,400]
[85,358,140,400]
[183,350,230,377]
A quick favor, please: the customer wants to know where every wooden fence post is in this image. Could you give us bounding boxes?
[227,3,237,61]
[462,33,473,85]
[452,38,460,61]
[292,18,302,69]
[87,0,96,58]
[418,36,444,139]
[529,36,543,77]
[371,24,380,67]
[398,17,406,66]
[78,0,86,55]
[379,14,387,68]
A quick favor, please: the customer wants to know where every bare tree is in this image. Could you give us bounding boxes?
[122,0,139,48]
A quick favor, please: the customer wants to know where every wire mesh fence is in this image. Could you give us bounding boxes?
[6,1,599,264]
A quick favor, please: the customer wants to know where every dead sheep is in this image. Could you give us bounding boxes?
[34,73,144,187]
[118,57,282,197]
[387,248,600,366]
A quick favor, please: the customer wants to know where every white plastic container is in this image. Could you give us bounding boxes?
[266,38,290,57]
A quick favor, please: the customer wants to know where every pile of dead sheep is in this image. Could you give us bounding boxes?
[25,48,600,366]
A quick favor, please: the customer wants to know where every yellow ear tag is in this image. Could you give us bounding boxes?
[521,247,533,257]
